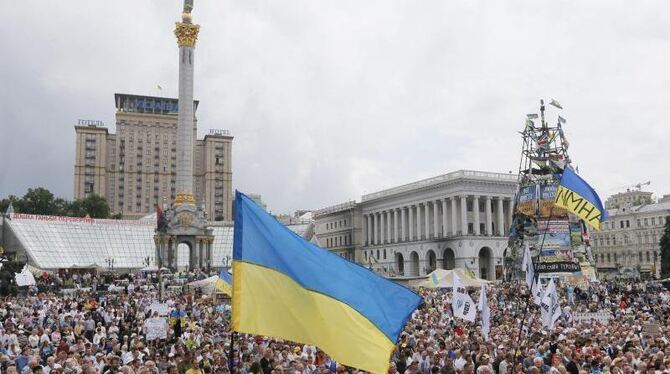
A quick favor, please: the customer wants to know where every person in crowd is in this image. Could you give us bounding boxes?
[1,271,670,374]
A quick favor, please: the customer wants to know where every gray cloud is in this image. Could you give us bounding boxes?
[1,1,669,213]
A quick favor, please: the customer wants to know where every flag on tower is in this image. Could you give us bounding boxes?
[553,167,607,230]
[231,192,421,374]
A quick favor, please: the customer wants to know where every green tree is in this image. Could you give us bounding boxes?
[80,193,110,218]
[64,199,87,217]
[0,195,21,214]
[20,188,57,215]
[660,216,670,279]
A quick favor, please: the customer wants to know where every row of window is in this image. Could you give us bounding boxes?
[593,232,659,247]
[595,251,657,264]
[603,216,667,230]
[325,234,352,248]
[326,219,348,230]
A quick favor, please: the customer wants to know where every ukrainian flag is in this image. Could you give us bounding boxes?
[553,167,607,230]
[215,269,232,296]
[231,192,421,374]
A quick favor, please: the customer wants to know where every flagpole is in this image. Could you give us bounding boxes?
[228,330,236,371]
[513,202,554,362]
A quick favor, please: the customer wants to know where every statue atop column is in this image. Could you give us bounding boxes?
[184,0,193,13]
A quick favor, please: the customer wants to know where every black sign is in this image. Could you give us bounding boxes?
[535,262,581,273]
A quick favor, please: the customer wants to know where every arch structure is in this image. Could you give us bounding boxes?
[155,202,214,272]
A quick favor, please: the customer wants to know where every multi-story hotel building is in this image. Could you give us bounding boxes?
[73,94,233,220]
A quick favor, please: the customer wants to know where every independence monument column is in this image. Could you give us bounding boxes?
[155,0,213,275]
[174,0,199,205]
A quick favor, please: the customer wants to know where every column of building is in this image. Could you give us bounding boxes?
[485,196,492,235]
[373,212,379,245]
[386,210,393,243]
[393,209,399,243]
[497,197,505,236]
[441,198,447,238]
[401,207,407,241]
[451,197,458,236]
[433,200,440,238]
[408,205,414,241]
[380,211,385,244]
[424,202,430,240]
[473,196,481,235]
[460,196,468,235]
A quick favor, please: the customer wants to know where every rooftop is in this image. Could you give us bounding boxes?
[313,201,357,217]
[361,170,518,202]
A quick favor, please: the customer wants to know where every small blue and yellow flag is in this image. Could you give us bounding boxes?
[231,192,421,374]
[215,269,232,296]
[553,167,607,230]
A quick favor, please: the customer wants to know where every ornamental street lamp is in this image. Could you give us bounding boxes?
[105,258,115,272]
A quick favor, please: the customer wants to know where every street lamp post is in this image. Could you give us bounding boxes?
[222,255,231,273]
[105,257,115,272]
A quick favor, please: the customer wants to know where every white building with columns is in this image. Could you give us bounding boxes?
[314,170,518,280]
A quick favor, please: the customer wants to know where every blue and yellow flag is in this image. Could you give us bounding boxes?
[215,269,232,296]
[553,167,607,230]
[231,192,421,374]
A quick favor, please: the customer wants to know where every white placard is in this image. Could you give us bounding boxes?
[144,318,167,341]
[147,302,170,316]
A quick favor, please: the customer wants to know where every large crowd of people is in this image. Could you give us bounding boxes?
[0,271,668,374]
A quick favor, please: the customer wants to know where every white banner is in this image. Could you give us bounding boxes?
[540,279,561,330]
[479,285,490,341]
[453,293,476,322]
[147,303,170,316]
[572,311,611,324]
[144,318,167,341]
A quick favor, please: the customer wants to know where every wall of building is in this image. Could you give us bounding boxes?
[591,192,670,279]
[313,201,360,262]
[314,170,518,280]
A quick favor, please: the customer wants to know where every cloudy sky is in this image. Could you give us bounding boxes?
[1,1,669,214]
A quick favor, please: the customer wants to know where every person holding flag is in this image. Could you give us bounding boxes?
[452,272,476,323]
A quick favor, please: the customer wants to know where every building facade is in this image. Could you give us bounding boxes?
[314,170,518,280]
[73,94,233,220]
[591,191,670,279]
[313,201,361,262]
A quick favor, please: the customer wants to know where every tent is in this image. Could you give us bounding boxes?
[413,268,490,289]
[186,275,232,296]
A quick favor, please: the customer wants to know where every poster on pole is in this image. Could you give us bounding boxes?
[539,184,568,217]
[516,185,537,217]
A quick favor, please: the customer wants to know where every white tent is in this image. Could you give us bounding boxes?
[15,266,37,286]
[186,276,219,294]
[413,268,490,289]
